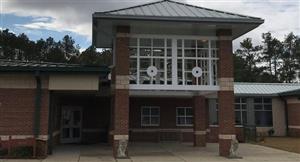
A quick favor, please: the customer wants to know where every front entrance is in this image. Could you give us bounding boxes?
[61,106,82,144]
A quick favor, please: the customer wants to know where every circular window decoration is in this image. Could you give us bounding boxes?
[147,66,158,77]
[192,67,203,78]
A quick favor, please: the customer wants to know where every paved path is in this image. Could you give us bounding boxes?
[1,143,300,162]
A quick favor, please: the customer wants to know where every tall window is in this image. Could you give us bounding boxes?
[254,97,273,126]
[128,37,219,88]
[177,39,218,85]
[176,107,193,126]
[129,38,172,85]
[141,106,160,126]
[235,97,247,125]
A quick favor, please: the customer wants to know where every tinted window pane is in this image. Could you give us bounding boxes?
[140,48,151,56]
[254,98,262,103]
[177,108,185,116]
[177,117,185,125]
[242,111,247,125]
[254,105,263,110]
[184,40,196,48]
[153,39,164,47]
[186,117,193,125]
[151,108,159,116]
[151,117,159,125]
[255,111,273,126]
[142,108,150,115]
[263,98,272,103]
[186,108,193,116]
[241,98,247,103]
[264,104,272,110]
[242,104,247,110]
[140,38,151,47]
[197,40,208,48]
[235,111,242,125]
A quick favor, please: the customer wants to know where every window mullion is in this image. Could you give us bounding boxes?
[208,40,213,86]
[137,38,140,85]
[182,40,185,85]
[172,38,178,85]
[150,39,153,85]
[164,39,167,85]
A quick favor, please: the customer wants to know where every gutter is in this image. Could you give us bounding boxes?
[33,71,42,138]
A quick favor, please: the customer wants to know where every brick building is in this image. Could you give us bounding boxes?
[0,0,300,159]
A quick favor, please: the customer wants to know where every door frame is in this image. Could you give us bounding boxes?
[60,106,83,144]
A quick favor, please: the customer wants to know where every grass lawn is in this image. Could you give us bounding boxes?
[256,137,300,154]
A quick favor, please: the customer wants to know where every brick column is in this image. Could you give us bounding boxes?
[217,29,236,157]
[111,26,130,158]
[193,96,207,146]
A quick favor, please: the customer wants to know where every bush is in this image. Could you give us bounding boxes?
[9,146,33,158]
[268,129,275,136]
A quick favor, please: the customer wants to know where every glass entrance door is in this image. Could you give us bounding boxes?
[61,106,82,143]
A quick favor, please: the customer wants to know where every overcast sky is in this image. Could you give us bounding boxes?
[1,0,299,50]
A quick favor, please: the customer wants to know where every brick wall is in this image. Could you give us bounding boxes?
[0,88,49,136]
[130,97,211,142]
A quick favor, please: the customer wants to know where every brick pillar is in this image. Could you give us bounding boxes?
[111,26,130,158]
[217,29,236,157]
[193,96,207,146]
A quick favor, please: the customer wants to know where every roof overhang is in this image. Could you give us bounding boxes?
[93,15,264,48]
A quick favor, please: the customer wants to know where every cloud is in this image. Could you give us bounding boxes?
[186,0,300,49]
[2,0,299,49]
[2,0,155,41]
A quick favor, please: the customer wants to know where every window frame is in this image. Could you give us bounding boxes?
[176,107,193,126]
[234,97,247,126]
[127,34,220,91]
[254,97,273,127]
[141,106,160,126]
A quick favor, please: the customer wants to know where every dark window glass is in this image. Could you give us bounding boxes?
[255,111,273,126]
[235,111,242,125]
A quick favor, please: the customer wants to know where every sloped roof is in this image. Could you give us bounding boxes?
[234,82,300,96]
[0,59,109,73]
[279,88,300,96]
[94,0,263,24]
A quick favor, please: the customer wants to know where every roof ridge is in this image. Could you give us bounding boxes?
[166,0,261,20]
[96,0,262,20]
[97,0,165,14]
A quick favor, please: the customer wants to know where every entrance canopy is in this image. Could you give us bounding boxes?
[93,0,264,48]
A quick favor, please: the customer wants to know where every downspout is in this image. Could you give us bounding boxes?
[33,71,42,138]
[279,95,289,136]
[47,92,53,154]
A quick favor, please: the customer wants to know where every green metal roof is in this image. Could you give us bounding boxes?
[234,82,300,96]
[279,88,300,96]
[94,0,264,24]
[0,59,109,73]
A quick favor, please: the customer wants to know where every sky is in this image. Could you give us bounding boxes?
[1,0,299,51]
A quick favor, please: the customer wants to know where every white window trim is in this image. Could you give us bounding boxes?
[129,35,220,91]
[141,106,160,127]
[176,107,193,127]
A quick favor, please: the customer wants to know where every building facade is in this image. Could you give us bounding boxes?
[0,0,300,159]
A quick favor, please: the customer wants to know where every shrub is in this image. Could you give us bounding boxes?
[9,146,33,158]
